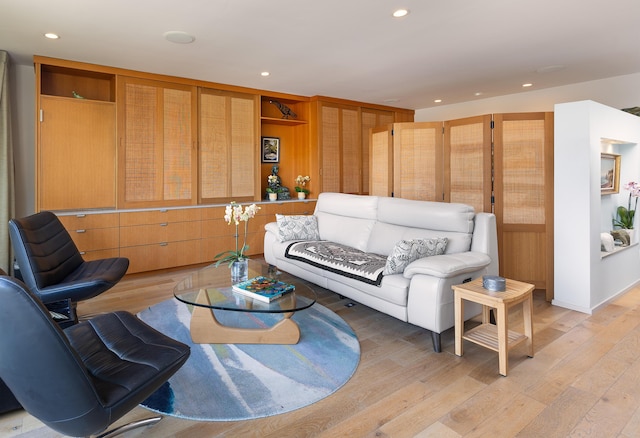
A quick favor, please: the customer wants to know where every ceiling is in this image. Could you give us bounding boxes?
[2,0,639,110]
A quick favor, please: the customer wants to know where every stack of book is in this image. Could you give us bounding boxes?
[232,276,295,302]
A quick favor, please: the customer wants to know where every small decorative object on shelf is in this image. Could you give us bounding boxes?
[215,202,260,281]
[294,175,310,199]
[269,100,297,119]
[71,90,84,99]
[613,181,640,230]
[266,165,290,200]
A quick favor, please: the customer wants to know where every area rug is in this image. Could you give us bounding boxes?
[137,298,360,421]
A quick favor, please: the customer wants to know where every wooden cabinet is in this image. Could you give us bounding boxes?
[361,108,394,195]
[57,213,119,261]
[119,208,202,273]
[199,88,260,202]
[36,63,117,211]
[118,77,198,209]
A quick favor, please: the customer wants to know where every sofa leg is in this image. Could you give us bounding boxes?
[431,331,442,353]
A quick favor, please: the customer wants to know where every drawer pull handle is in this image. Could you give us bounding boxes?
[160,242,168,246]
[76,229,86,233]
[79,251,86,255]
[76,214,86,218]
[160,223,168,227]
[160,209,168,213]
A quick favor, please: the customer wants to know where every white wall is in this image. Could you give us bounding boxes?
[415,73,640,122]
[554,100,640,313]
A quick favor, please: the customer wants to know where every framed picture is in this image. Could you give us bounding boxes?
[261,137,280,163]
[601,153,621,195]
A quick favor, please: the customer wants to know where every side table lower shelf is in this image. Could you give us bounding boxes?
[463,323,527,352]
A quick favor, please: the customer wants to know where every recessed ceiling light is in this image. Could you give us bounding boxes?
[163,31,195,44]
[44,33,59,39]
[474,92,483,96]
[261,71,270,77]
[434,99,442,103]
[393,9,409,18]
[522,83,533,88]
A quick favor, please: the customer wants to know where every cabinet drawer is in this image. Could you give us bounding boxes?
[121,240,202,273]
[80,248,120,262]
[58,213,119,230]
[68,228,119,252]
[290,201,316,215]
[119,208,201,227]
[120,222,201,247]
[200,206,226,221]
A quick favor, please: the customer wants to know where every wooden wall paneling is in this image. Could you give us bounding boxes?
[393,122,443,201]
[443,115,493,213]
[39,97,117,210]
[493,112,554,298]
[341,107,362,194]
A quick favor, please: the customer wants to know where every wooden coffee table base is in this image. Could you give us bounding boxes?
[189,289,301,344]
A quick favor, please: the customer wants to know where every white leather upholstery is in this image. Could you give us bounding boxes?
[264,193,499,350]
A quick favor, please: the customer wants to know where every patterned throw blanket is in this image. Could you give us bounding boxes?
[285,241,386,286]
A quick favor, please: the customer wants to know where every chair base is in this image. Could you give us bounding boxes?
[95,416,162,438]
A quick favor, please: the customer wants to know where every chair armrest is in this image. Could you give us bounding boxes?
[402,252,491,279]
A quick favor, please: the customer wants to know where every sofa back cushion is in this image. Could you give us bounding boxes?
[314,193,378,252]
[368,197,475,256]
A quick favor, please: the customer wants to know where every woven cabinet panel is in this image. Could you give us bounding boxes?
[163,88,192,200]
[502,119,545,224]
[342,108,360,193]
[230,96,256,197]
[370,129,392,196]
[321,106,340,192]
[449,122,485,212]
[125,83,159,202]
[200,93,229,198]
[395,125,437,201]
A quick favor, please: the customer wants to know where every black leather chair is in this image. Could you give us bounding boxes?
[8,211,129,311]
[0,275,190,437]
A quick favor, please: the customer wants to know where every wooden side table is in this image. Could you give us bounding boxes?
[453,277,534,376]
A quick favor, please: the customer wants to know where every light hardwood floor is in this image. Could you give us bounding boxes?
[3,262,640,438]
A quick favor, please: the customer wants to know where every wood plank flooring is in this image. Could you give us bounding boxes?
[3,262,640,437]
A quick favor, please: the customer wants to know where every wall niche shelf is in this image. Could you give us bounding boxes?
[601,242,638,258]
[260,116,307,126]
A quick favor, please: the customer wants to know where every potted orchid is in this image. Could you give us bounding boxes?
[613,182,640,230]
[294,175,310,199]
[215,202,260,279]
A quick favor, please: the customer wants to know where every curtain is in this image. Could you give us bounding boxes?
[0,50,16,273]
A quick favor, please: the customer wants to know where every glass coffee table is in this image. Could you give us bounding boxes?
[174,260,317,344]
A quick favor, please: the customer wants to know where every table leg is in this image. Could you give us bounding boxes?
[189,289,301,344]
[455,292,464,356]
[523,293,534,358]
[496,303,508,376]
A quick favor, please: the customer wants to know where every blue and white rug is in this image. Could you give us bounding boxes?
[137,299,360,421]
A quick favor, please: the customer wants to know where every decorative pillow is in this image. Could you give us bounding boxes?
[382,237,448,275]
[276,214,321,242]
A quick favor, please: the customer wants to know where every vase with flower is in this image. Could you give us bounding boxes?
[613,181,640,244]
[295,175,310,199]
[214,202,260,281]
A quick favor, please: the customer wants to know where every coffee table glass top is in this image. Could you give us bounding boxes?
[174,260,317,313]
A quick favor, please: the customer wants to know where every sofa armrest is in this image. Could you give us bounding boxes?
[402,252,491,279]
[265,221,279,235]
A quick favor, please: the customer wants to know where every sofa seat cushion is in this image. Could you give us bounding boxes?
[285,241,386,286]
[324,270,410,307]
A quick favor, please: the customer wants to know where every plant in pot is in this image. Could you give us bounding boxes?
[215,202,260,281]
[294,175,310,199]
[266,187,278,201]
[613,181,640,244]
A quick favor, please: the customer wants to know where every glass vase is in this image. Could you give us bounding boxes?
[231,258,249,282]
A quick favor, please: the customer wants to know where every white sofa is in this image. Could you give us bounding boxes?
[263,192,499,352]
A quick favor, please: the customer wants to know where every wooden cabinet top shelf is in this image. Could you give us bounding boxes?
[260,116,307,126]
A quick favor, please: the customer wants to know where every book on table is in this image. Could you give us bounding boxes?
[232,276,296,303]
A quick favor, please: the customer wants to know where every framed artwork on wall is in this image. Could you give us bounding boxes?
[261,137,280,163]
[601,152,620,195]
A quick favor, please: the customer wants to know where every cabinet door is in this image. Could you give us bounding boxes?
[393,122,443,201]
[444,115,492,213]
[318,102,362,194]
[119,77,197,208]
[39,96,116,210]
[199,89,259,202]
[361,108,394,195]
